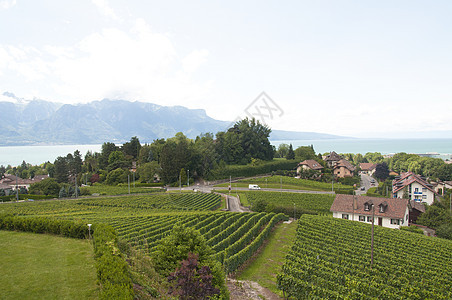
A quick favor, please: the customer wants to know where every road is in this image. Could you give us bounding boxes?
[357,174,376,195]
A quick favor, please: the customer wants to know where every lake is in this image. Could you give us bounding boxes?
[0,138,451,167]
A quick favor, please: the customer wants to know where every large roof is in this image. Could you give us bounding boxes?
[359,163,376,171]
[325,151,342,162]
[298,159,323,170]
[392,171,436,195]
[334,159,356,171]
[330,194,408,219]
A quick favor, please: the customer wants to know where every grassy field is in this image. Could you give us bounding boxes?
[215,175,354,193]
[0,230,98,299]
[238,220,297,296]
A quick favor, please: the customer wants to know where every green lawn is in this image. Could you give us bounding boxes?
[237,220,297,296]
[0,230,99,300]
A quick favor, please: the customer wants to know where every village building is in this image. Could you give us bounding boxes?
[323,151,342,168]
[359,163,376,176]
[392,172,438,205]
[296,159,323,174]
[0,174,49,191]
[330,194,409,229]
[333,159,356,178]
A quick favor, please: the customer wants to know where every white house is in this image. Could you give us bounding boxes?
[359,163,376,176]
[392,172,438,205]
[330,194,409,229]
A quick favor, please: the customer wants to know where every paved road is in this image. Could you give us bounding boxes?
[226,194,248,212]
[217,187,335,194]
[356,174,376,195]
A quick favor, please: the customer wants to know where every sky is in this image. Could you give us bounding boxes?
[1,0,452,138]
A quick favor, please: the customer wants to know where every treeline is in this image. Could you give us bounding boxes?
[0,118,285,191]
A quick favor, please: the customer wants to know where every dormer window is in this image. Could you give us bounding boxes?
[379,201,388,213]
[364,201,372,211]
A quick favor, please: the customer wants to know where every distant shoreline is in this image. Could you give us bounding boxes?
[1,138,451,166]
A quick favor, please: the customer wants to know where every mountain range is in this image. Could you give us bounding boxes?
[0,92,345,146]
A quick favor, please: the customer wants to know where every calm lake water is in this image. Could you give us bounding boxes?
[0,138,451,167]
[272,138,452,158]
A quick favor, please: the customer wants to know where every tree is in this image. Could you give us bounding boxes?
[168,253,220,299]
[106,168,128,185]
[29,178,61,196]
[276,144,289,158]
[216,118,273,164]
[99,142,119,169]
[153,225,228,298]
[136,161,160,183]
[122,136,141,159]
[417,204,452,230]
[294,146,317,161]
[374,162,389,181]
[286,144,295,160]
[53,156,69,183]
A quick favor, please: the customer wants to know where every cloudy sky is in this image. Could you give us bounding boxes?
[1,0,451,138]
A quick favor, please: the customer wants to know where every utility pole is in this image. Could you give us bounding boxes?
[133,171,135,188]
[371,203,375,266]
[75,173,78,198]
[187,169,189,187]
[15,173,18,202]
[179,173,181,193]
[128,175,130,194]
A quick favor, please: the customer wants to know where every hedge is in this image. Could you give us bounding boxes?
[0,194,55,202]
[92,223,134,299]
[208,159,298,180]
[0,215,134,299]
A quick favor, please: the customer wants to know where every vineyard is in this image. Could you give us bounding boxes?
[0,192,287,274]
[216,175,354,193]
[246,191,335,216]
[277,215,452,299]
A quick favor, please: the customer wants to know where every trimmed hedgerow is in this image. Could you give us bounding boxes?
[0,214,134,299]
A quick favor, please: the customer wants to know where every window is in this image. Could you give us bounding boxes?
[359,215,365,222]
[390,219,400,225]
[342,214,349,220]
[364,203,371,211]
[415,187,419,193]
[367,216,373,222]
[422,195,427,199]
[422,188,427,192]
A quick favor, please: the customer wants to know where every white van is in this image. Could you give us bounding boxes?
[249,184,261,190]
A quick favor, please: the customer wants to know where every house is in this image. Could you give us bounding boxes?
[0,174,48,191]
[431,180,452,195]
[296,159,323,174]
[389,170,399,177]
[330,194,409,229]
[408,200,426,224]
[324,151,342,168]
[333,159,356,178]
[392,172,438,205]
[359,163,376,176]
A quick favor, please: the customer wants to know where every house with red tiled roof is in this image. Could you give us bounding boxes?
[392,172,438,205]
[324,151,342,168]
[330,194,409,229]
[359,163,376,176]
[0,174,49,191]
[296,159,323,174]
[333,159,356,178]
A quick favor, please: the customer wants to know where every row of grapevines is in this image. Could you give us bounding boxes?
[277,215,452,299]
